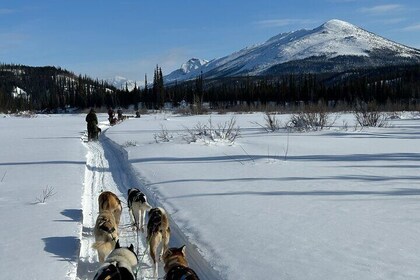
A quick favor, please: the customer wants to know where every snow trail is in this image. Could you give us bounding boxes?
[76,125,221,280]
[76,130,155,279]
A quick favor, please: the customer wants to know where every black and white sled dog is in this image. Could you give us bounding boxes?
[127,188,152,232]
[93,240,138,280]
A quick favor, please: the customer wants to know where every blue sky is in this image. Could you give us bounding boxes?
[1,0,419,82]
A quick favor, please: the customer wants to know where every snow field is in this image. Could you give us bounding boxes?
[105,112,420,280]
[1,112,420,280]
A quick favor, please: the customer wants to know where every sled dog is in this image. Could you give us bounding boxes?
[93,210,119,262]
[93,240,138,280]
[98,191,122,226]
[127,188,152,232]
[163,245,200,280]
[147,207,171,277]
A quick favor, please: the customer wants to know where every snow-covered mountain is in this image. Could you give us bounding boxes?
[106,76,140,91]
[164,58,208,83]
[164,19,420,83]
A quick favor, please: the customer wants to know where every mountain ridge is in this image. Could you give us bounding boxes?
[164,19,420,83]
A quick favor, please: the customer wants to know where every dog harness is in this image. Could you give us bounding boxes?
[94,263,121,280]
[147,208,163,234]
[166,265,200,280]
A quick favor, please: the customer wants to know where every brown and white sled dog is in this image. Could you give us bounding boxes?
[147,207,171,277]
[93,240,138,280]
[93,210,119,262]
[163,245,200,280]
[98,191,122,226]
[127,188,152,232]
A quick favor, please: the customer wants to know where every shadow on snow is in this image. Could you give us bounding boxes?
[42,236,80,262]
[127,152,420,165]
[167,188,420,200]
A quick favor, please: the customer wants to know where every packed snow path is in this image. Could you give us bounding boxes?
[76,136,155,279]
[76,126,221,280]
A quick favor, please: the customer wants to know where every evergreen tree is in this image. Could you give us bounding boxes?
[152,65,165,108]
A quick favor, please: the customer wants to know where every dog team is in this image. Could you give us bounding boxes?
[92,188,200,280]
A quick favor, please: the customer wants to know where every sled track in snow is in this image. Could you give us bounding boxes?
[76,127,221,280]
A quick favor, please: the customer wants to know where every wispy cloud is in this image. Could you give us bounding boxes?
[371,17,405,25]
[0,32,27,51]
[383,18,405,24]
[255,19,317,28]
[0,8,14,15]
[400,24,420,32]
[360,4,404,15]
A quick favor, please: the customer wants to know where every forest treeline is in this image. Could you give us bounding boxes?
[0,63,419,112]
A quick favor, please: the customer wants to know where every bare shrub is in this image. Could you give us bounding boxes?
[36,186,56,204]
[154,124,173,143]
[287,104,334,131]
[182,117,240,144]
[181,123,203,143]
[14,111,37,118]
[174,106,192,115]
[409,111,420,119]
[251,112,282,132]
[341,120,349,131]
[264,112,282,132]
[213,117,240,143]
[353,101,388,127]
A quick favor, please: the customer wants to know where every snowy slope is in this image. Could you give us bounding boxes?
[164,58,209,83]
[165,19,420,82]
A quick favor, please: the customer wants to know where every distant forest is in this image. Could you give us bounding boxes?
[0,63,419,112]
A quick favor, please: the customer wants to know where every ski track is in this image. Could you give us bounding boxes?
[76,124,221,280]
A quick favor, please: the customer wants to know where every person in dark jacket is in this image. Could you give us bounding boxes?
[108,107,116,125]
[117,108,123,121]
[86,108,99,141]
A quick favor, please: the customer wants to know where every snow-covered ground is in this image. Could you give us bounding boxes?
[1,111,420,279]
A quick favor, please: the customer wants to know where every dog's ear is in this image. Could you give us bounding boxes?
[163,248,172,259]
[180,245,186,256]
[148,208,156,216]
[115,239,121,249]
